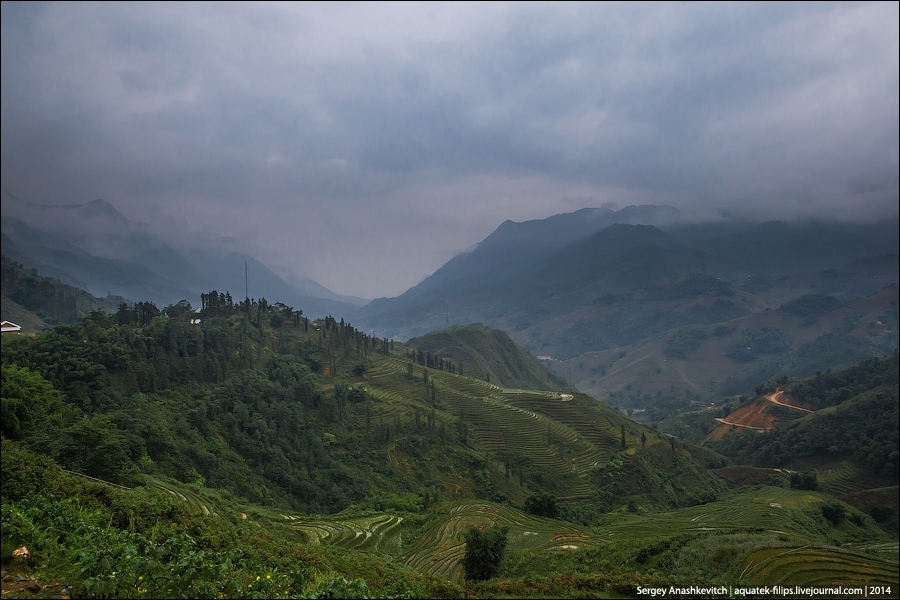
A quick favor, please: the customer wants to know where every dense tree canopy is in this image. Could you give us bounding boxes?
[0,294,392,511]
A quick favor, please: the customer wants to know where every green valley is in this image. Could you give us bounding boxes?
[3,2,899,597]
[2,277,898,597]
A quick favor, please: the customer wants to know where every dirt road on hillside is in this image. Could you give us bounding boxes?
[713,417,770,431]
[765,390,813,413]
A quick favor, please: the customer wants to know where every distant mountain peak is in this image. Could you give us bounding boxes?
[73,198,129,221]
[477,204,682,252]
[2,194,131,227]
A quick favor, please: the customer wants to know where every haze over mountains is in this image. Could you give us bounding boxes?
[3,191,898,409]
[2,188,898,597]
[355,204,898,406]
[356,205,898,335]
[2,4,897,594]
[1,190,367,318]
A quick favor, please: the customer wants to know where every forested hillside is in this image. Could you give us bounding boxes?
[709,353,899,481]
[1,255,126,329]
[2,292,898,597]
[0,296,724,514]
[2,299,391,512]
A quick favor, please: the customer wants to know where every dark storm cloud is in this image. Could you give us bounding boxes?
[2,2,897,297]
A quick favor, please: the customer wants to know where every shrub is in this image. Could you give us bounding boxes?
[821,503,847,525]
[461,525,509,581]
[524,491,559,519]
[790,470,819,491]
[664,329,708,359]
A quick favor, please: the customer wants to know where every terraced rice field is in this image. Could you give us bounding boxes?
[243,500,608,582]
[440,392,596,497]
[846,541,899,565]
[740,546,898,586]
[277,513,405,558]
[506,394,624,463]
[145,481,219,517]
[401,501,605,582]
[261,492,896,585]
[603,488,829,540]
[360,358,613,498]
[135,467,900,588]
[817,462,865,496]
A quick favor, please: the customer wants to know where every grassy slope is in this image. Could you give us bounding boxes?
[0,296,49,333]
[557,285,898,408]
[7,443,893,598]
[3,309,898,596]
[406,323,569,391]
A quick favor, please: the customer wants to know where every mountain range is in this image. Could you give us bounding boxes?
[1,199,897,595]
[0,190,366,318]
[3,192,897,409]
[356,209,897,338]
[355,205,898,405]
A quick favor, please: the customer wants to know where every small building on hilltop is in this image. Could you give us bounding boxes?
[1,320,22,334]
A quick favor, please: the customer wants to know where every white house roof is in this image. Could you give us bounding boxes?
[1,321,22,333]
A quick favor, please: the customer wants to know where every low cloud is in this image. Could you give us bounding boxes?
[2,3,897,297]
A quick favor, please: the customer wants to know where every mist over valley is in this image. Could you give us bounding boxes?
[2,3,897,597]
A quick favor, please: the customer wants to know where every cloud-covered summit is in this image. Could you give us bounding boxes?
[2,3,897,297]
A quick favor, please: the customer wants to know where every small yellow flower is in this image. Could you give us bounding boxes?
[256,576,261,581]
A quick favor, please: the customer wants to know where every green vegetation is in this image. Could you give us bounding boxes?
[780,293,842,325]
[711,353,899,480]
[2,286,897,597]
[1,255,124,328]
[406,323,567,390]
[791,470,820,491]
[787,332,876,378]
[664,327,708,358]
[788,353,899,409]
[524,491,559,519]
[0,440,434,598]
[1,312,370,510]
[726,326,791,362]
[461,524,509,581]
[739,546,898,588]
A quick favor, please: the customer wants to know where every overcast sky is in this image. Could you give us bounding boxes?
[2,2,898,298]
